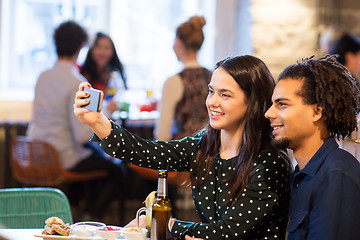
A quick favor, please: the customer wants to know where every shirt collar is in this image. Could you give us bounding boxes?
[296,138,338,177]
[55,59,77,69]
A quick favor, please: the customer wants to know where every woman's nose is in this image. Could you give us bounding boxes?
[207,94,218,107]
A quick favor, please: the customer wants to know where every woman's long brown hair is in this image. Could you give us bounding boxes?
[190,55,288,204]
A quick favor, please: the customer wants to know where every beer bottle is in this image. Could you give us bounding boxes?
[151,170,172,240]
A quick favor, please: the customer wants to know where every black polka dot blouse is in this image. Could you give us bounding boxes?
[93,121,291,240]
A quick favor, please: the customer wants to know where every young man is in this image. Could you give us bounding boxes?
[28,21,125,220]
[265,55,360,239]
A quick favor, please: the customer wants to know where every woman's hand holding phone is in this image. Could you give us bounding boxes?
[74,82,112,139]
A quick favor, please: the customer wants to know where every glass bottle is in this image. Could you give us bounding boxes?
[151,170,172,240]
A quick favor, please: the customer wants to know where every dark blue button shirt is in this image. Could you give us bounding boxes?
[287,138,360,240]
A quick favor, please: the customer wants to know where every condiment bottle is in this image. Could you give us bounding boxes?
[151,170,172,240]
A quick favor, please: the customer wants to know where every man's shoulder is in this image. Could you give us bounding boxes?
[38,63,84,85]
[325,147,360,180]
[327,147,359,165]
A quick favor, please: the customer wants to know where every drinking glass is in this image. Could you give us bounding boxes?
[69,221,106,239]
[136,206,151,238]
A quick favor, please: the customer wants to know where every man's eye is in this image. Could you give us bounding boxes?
[278,102,287,108]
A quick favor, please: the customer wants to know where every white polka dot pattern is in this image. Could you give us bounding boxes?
[94,121,291,239]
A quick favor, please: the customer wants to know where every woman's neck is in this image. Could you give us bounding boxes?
[97,64,107,73]
[219,127,243,159]
[181,51,198,64]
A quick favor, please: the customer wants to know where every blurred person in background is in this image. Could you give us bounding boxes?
[27,21,126,222]
[155,15,211,142]
[330,33,360,87]
[319,26,345,55]
[154,15,212,187]
[81,32,127,117]
[152,16,212,215]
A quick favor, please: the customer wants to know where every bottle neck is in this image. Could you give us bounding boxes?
[157,177,168,198]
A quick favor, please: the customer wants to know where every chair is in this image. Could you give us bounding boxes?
[10,135,107,186]
[0,187,73,228]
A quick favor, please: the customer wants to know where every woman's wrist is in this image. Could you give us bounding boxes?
[91,113,112,139]
[169,218,177,231]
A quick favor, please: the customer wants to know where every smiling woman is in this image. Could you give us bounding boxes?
[73,55,292,239]
[206,67,248,133]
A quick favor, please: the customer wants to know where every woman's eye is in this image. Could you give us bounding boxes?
[222,93,230,98]
[208,89,214,94]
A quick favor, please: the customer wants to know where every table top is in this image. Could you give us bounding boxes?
[0,228,41,240]
[0,228,138,240]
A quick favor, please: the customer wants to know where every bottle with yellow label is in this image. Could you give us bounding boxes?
[151,170,172,240]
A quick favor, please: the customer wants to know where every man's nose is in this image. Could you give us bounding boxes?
[265,105,275,120]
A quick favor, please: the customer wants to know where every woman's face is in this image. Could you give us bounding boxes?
[206,67,248,132]
[91,37,114,69]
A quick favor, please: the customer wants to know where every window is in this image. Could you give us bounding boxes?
[0,0,215,101]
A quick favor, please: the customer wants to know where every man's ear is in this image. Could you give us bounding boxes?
[312,104,323,122]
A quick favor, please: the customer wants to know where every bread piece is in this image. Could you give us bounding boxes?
[44,224,57,235]
[45,216,64,226]
[52,224,70,236]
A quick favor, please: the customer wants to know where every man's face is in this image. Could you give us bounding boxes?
[345,50,360,76]
[265,78,319,150]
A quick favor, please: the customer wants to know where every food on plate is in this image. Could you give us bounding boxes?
[42,216,70,236]
[45,216,64,225]
[96,226,122,240]
[124,227,144,232]
[105,226,122,231]
[122,227,148,240]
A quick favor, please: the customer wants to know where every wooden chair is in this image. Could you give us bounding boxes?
[10,135,107,187]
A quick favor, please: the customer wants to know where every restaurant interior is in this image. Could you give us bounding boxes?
[1,0,360,239]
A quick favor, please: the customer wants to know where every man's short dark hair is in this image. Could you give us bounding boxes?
[53,20,88,57]
[330,33,360,65]
[278,55,359,139]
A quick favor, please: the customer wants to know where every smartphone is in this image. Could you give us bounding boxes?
[82,87,104,112]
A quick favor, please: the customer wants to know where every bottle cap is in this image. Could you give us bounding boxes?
[158,169,168,178]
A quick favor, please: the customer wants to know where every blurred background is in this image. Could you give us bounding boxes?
[1,0,360,121]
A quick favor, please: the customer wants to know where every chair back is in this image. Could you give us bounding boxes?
[10,136,65,186]
[0,187,73,228]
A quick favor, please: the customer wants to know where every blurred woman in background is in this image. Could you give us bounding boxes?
[154,16,211,142]
[81,32,127,116]
[151,16,212,199]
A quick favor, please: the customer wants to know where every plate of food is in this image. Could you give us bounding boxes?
[34,216,70,239]
[34,234,70,240]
